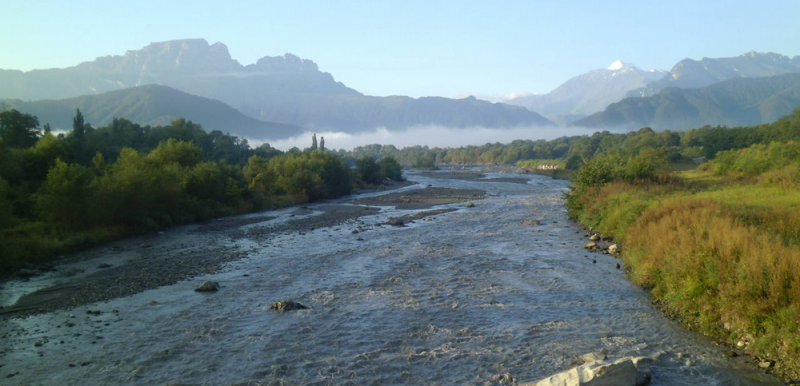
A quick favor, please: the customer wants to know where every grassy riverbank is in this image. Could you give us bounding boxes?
[566,151,800,381]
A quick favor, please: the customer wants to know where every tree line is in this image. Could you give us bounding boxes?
[0,108,402,275]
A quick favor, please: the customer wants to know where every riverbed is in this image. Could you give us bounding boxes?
[0,170,783,385]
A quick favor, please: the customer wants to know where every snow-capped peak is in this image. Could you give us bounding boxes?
[607,60,626,71]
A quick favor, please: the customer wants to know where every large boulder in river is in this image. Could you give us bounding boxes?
[271,301,308,312]
[195,281,220,292]
[523,356,653,386]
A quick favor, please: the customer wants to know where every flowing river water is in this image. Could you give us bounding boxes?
[0,170,784,385]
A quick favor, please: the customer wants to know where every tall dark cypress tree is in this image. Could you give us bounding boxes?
[72,109,85,140]
[320,136,325,152]
[311,133,318,150]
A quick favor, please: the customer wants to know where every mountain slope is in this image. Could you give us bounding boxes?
[628,51,800,98]
[0,39,554,131]
[504,61,665,125]
[1,85,304,139]
[573,73,800,131]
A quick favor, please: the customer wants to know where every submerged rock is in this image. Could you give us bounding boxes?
[194,281,220,292]
[96,263,113,269]
[271,301,308,312]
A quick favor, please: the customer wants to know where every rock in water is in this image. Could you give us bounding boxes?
[388,218,404,226]
[195,281,220,292]
[18,268,38,278]
[607,244,619,255]
[271,301,308,312]
[466,201,475,208]
[96,263,113,269]
[590,234,600,241]
[583,242,597,250]
[524,357,639,386]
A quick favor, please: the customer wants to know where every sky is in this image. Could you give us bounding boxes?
[1,0,798,99]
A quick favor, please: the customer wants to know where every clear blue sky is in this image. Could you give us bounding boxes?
[1,0,797,98]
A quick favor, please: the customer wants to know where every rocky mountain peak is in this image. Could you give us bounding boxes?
[251,53,320,73]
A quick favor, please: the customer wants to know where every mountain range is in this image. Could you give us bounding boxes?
[627,51,800,98]
[573,72,800,131]
[0,39,554,135]
[0,85,304,139]
[3,40,800,138]
[504,61,666,125]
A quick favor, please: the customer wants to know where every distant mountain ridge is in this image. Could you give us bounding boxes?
[573,73,800,131]
[627,51,800,98]
[0,39,554,131]
[1,85,304,139]
[505,61,665,125]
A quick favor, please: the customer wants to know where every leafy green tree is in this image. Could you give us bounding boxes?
[377,156,403,181]
[37,159,95,228]
[0,109,40,148]
[26,133,73,181]
[147,139,202,167]
[356,156,382,184]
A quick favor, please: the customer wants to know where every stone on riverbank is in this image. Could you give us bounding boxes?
[584,242,597,250]
[607,244,619,255]
[194,281,220,292]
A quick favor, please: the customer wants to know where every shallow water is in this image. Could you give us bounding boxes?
[0,171,783,385]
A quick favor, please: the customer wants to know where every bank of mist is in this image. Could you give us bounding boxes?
[262,125,606,152]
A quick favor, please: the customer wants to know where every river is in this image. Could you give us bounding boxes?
[0,170,783,385]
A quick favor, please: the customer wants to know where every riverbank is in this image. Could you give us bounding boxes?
[566,167,800,383]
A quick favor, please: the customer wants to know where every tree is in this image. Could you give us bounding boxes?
[43,123,51,134]
[377,156,403,181]
[72,109,85,141]
[320,136,325,152]
[356,156,382,184]
[37,159,95,227]
[0,109,40,148]
[311,134,318,150]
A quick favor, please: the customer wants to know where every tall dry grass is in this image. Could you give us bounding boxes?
[622,197,800,379]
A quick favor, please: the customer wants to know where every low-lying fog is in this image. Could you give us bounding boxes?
[258,125,616,151]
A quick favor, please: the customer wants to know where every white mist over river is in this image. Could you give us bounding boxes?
[0,170,781,385]
[257,126,616,151]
